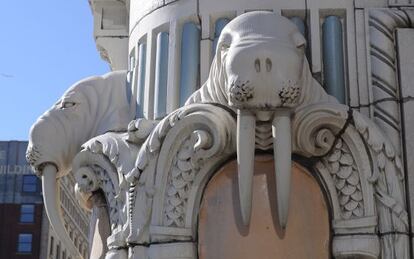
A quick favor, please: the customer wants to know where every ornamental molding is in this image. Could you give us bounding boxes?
[367,8,414,153]
[129,104,236,244]
[98,98,408,259]
[388,0,414,7]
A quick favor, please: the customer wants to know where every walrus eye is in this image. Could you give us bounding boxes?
[221,43,230,50]
[60,101,77,109]
[219,32,232,51]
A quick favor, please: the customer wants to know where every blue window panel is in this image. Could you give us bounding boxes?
[127,48,136,105]
[212,18,230,55]
[136,43,147,118]
[290,16,305,36]
[17,233,32,253]
[322,16,346,104]
[154,32,169,119]
[20,204,35,223]
[179,22,201,106]
[126,77,133,106]
[22,175,37,193]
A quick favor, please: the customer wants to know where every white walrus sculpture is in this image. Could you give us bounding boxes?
[26,71,133,258]
[187,11,336,228]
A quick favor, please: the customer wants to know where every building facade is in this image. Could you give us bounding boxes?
[0,141,89,259]
[0,141,43,259]
[27,0,414,258]
[44,174,90,259]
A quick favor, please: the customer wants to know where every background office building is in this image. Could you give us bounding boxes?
[0,141,90,259]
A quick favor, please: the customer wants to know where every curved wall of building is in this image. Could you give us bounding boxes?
[127,0,356,120]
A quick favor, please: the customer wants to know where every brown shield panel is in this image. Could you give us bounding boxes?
[198,155,330,259]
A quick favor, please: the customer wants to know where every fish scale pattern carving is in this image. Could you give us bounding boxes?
[322,139,363,219]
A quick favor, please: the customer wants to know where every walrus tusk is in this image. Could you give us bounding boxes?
[42,164,83,259]
[272,109,292,229]
[237,109,256,226]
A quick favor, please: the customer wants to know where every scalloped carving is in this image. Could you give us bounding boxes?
[321,139,364,219]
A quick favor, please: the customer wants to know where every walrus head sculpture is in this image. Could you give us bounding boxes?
[187,11,333,229]
[26,71,133,258]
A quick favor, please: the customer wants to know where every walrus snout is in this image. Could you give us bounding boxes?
[27,115,69,176]
[26,144,42,174]
[229,78,253,103]
[254,57,273,73]
[226,41,304,109]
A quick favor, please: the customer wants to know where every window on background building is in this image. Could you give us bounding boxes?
[62,250,66,259]
[49,236,54,256]
[20,204,35,223]
[22,175,37,192]
[56,244,61,259]
[17,233,32,253]
[0,150,6,161]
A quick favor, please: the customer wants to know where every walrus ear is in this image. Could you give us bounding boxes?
[292,31,306,49]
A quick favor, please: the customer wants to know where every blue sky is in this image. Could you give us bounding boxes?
[0,1,109,140]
